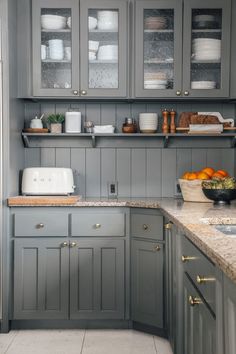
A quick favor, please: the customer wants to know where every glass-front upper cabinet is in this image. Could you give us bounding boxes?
[182,0,231,98]
[134,0,182,98]
[80,0,128,97]
[32,0,80,97]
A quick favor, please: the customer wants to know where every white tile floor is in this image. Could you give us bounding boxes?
[0,329,173,354]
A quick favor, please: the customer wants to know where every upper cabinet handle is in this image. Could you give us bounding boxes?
[94,223,101,229]
[73,90,79,95]
[188,295,202,306]
[196,275,216,284]
[143,224,149,230]
[80,90,87,96]
[184,90,189,96]
[181,255,196,263]
[176,90,181,96]
[36,223,44,229]
[165,223,172,230]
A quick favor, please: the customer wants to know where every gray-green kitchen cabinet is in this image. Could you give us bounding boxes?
[31,0,128,98]
[183,274,216,354]
[14,237,125,320]
[223,275,236,354]
[134,0,231,99]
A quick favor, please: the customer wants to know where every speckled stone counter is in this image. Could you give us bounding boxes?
[8,196,236,284]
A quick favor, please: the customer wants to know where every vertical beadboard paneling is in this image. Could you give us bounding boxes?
[116,103,131,132]
[86,149,101,197]
[161,149,176,197]
[131,103,147,121]
[176,149,192,178]
[131,149,146,197]
[71,148,86,197]
[101,104,116,126]
[206,149,223,170]
[191,149,207,171]
[220,149,235,176]
[70,103,86,131]
[116,149,131,197]
[24,102,41,127]
[55,148,71,168]
[41,148,56,167]
[146,149,162,197]
[101,149,116,197]
[86,104,101,125]
[25,148,41,167]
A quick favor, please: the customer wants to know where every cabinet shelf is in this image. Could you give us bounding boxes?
[192,29,222,33]
[21,132,236,149]
[41,29,71,33]
[42,59,71,64]
[89,29,118,33]
[144,59,173,64]
[144,29,174,33]
[89,60,118,64]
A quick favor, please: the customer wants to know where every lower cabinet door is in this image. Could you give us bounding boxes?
[69,238,125,320]
[183,274,216,354]
[131,239,164,328]
[14,239,69,319]
[224,275,236,354]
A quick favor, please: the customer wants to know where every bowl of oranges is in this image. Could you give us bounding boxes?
[179,167,229,202]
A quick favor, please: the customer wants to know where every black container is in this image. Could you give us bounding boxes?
[202,188,236,205]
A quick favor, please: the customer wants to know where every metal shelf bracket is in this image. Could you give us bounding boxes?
[22,134,29,148]
[164,135,169,148]
[92,135,96,148]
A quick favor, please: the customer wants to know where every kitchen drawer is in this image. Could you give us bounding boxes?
[131,212,163,240]
[71,213,125,237]
[14,213,69,237]
[181,235,216,313]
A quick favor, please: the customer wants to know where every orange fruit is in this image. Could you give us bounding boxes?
[188,172,198,180]
[201,167,215,177]
[182,172,190,179]
[197,172,211,180]
[216,169,229,177]
[212,172,225,179]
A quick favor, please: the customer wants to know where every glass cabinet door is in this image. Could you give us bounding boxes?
[135,0,182,98]
[183,0,231,98]
[80,0,128,97]
[32,0,79,97]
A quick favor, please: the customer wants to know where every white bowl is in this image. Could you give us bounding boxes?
[89,17,98,30]
[41,15,66,30]
[97,11,118,31]
[89,40,99,52]
[194,15,215,22]
[97,45,118,60]
[93,125,115,133]
[67,17,71,29]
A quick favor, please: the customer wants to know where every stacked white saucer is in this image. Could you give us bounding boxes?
[139,113,158,133]
[89,40,99,61]
[97,45,118,61]
[41,14,66,30]
[97,11,118,31]
[191,81,216,89]
[192,38,221,61]
[48,39,64,60]
[144,72,167,89]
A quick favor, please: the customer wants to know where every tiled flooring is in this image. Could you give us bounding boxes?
[0,329,173,354]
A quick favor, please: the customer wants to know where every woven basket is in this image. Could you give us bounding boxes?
[178,179,211,202]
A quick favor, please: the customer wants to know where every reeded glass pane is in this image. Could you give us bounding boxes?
[143,9,174,90]
[41,8,72,89]
[191,9,222,90]
[88,9,119,89]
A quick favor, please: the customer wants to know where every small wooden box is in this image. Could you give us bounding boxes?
[179,179,211,203]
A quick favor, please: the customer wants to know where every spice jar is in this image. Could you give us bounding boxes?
[122,118,137,133]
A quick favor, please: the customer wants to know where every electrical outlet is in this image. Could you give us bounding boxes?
[107,181,118,199]
[174,179,182,198]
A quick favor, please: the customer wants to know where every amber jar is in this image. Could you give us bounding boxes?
[122,118,137,133]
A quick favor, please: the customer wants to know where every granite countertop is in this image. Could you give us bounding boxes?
[8,196,236,284]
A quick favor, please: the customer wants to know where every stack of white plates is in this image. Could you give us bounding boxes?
[193,14,217,29]
[191,81,216,89]
[139,113,158,133]
[97,11,118,31]
[89,16,98,30]
[41,14,66,30]
[48,39,64,60]
[144,16,167,30]
[97,45,118,61]
[89,40,99,61]
[67,17,71,29]
[144,72,167,89]
[192,38,221,61]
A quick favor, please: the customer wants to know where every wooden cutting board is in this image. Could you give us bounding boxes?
[8,195,81,206]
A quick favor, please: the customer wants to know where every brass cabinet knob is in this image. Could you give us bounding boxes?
[165,222,172,230]
[189,295,202,306]
[143,224,149,231]
[70,242,77,248]
[196,275,216,284]
[80,90,87,96]
[94,223,101,229]
[61,242,69,248]
[181,255,195,263]
[153,245,161,252]
[176,90,181,96]
[36,223,44,229]
[184,90,189,96]
[72,90,79,95]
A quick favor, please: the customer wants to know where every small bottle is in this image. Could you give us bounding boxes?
[162,109,169,134]
[122,118,137,133]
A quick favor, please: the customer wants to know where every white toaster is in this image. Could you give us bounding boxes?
[22,168,76,195]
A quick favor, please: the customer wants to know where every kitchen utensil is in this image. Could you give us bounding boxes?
[65,111,82,133]
[30,114,44,129]
[202,188,236,205]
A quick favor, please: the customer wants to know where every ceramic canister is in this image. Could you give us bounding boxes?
[65,111,81,133]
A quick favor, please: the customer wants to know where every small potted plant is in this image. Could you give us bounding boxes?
[47,114,65,134]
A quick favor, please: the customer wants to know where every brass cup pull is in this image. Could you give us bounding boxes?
[70,242,77,248]
[143,224,149,231]
[81,90,87,96]
[36,223,44,229]
[153,245,161,252]
[94,223,101,229]
[176,90,181,96]
[61,242,68,248]
[181,255,195,263]
[189,295,202,306]
[196,275,216,284]
[184,90,189,96]
[165,223,172,230]
[72,90,79,95]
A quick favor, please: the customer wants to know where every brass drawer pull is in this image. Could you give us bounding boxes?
[165,223,172,230]
[181,255,195,263]
[60,242,68,248]
[70,242,77,248]
[94,223,101,229]
[153,245,161,252]
[196,275,216,284]
[189,295,202,306]
[143,224,149,231]
[36,223,44,229]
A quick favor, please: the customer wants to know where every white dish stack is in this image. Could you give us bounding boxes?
[97,11,118,31]
[139,113,158,133]
[97,45,118,61]
[144,72,167,89]
[89,40,99,61]
[191,80,216,89]
[48,39,64,60]
[192,38,221,61]
[41,14,67,30]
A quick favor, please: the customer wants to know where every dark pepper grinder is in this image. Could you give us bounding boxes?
[162,109,169,134]
[170,109,176,133]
